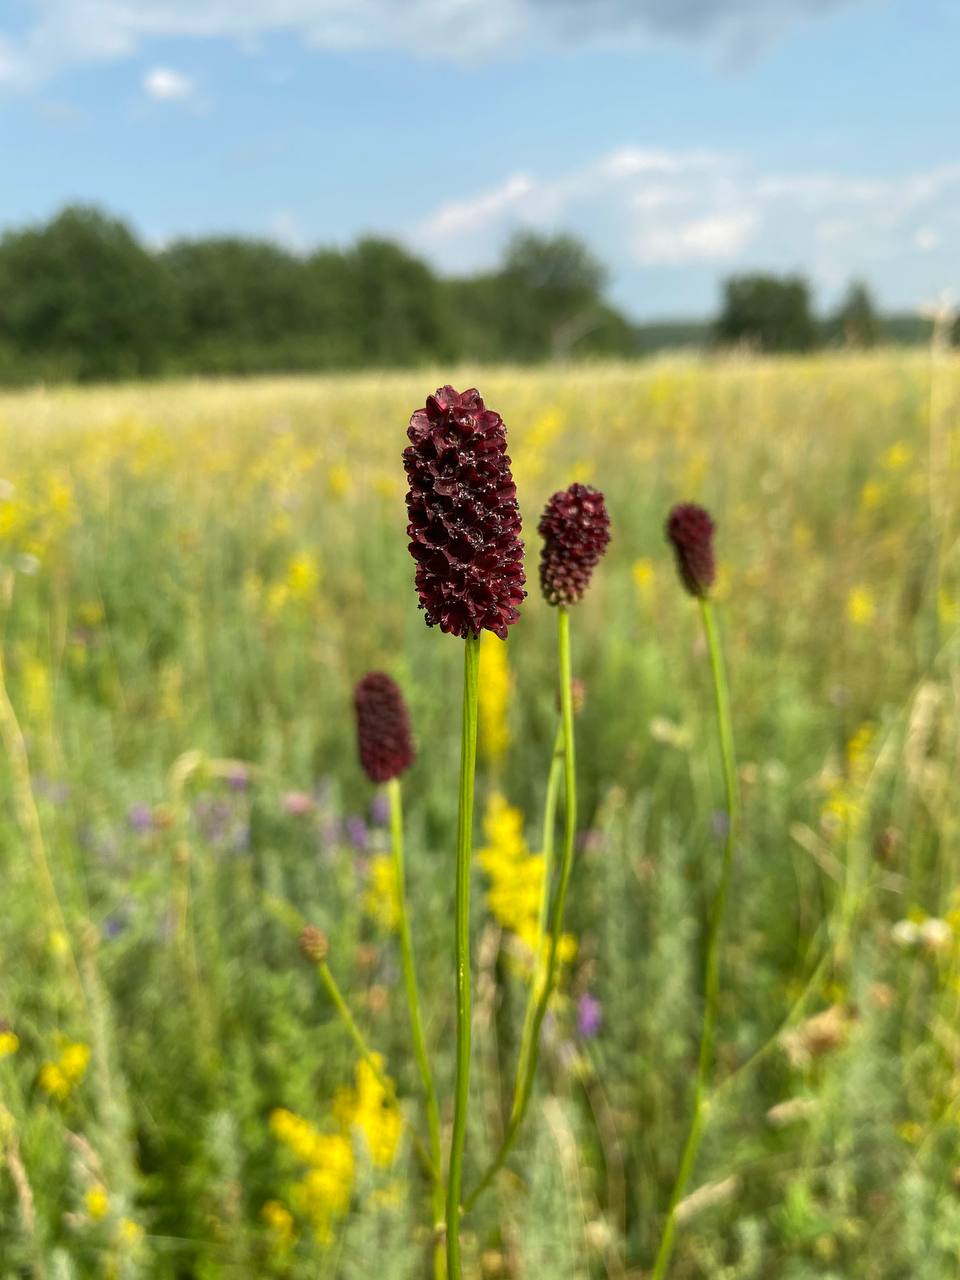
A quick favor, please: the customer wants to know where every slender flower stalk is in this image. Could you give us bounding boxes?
[352,670,442,1274]
[446,636,480,1275]
[466,483,609,1212]
[514,721,563,1087]
[299,925,440,1187]
[464,607,577,1210]
[651,506,738,1280]
[387,777,446,1280]
[403,386,525,1278]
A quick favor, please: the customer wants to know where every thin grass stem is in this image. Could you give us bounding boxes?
[388,777,446,1280]
[464,605,577,1213]
[446,634,481,1278]
[650,597,738,1280]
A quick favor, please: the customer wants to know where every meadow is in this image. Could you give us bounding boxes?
[0,351,958,1277]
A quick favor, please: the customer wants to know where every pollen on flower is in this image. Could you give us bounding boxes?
[403,386,526,639]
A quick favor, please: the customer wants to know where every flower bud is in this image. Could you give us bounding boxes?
[354,672,415,784]
[538,483,611,607]
[665,502,716,598]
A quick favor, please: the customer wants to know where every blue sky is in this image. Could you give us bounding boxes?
[1,0,957,318]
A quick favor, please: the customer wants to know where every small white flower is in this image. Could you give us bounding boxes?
[0,479,15,501]
[891,919,919,949]
[920,917,952,953]
[15,553,40,576]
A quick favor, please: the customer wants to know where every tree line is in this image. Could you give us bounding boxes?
[0,204,942,384]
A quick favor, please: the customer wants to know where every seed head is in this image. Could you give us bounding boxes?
[354,672,415,784]
[665,503,716,598]
[404,386,525,640]
[538,483,611,606]
[299,924,329,964]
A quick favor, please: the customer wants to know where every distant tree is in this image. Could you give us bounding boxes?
[497,231,609,360]
[0,205,173,380]
[343,238,456,366]
[715,273,817,353]
[828,279,880,348]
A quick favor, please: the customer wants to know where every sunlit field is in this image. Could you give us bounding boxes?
[1,352,960,1278]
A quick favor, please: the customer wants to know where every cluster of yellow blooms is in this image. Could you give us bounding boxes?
[479,632,512,768]
[268,1056,401,1245]
[363,855,401,932]
[478,792,576,970]
[38,1040,90,1101]
[821,723,875,835]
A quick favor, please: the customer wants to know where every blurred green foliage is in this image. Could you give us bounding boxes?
[0,355,956,1275]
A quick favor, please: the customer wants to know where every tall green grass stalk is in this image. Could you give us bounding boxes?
[446,633,481,1278]
[464,603,578,1212]
[650,596,738,1280]
[387,776,445,1280]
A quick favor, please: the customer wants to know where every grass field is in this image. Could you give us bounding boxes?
[0,352,959,1278]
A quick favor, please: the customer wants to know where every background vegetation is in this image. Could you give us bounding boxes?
[0,352,958,1276]
[0,206,944,385]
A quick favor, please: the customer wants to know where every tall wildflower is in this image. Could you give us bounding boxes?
[652,501,738,1280]
[353,668,441,1274]
[404,386,525,1278]
[466,481,610,1214]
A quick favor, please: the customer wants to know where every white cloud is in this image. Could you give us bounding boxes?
[407,143,960,309]
[0,0,868,88]
[421,174,537,238]
[914,227,940,252]
[636,210,759,264]
[143,66,194,101]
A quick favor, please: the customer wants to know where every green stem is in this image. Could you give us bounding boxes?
[316,958,439,1185]
[388,778,446,1280]
[650,597,738,1280]
[446,634,481,1279]
[464,605,577,1213]
[513,722,564,1118]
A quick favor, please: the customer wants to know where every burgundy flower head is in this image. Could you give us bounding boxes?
[538,483,611,606]
[665,503,716,598]
[354,672,415,784]
[403,386,525,640]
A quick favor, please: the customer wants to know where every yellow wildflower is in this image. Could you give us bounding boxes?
[632,558,655,596]
[262,1199,296,1248]
[846,586,876,627]
[881,442,912,471]
[345,1058,402,1168]
[117,1218,144,1249]
[0,1031,19,1058]
[479,632,512,768]
[39,1040,90,1100]
[285,551,320,601]
[364,854,400,932]
[85,1185,110,1221]
[327,464,351,498]
[477,792,577,975]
